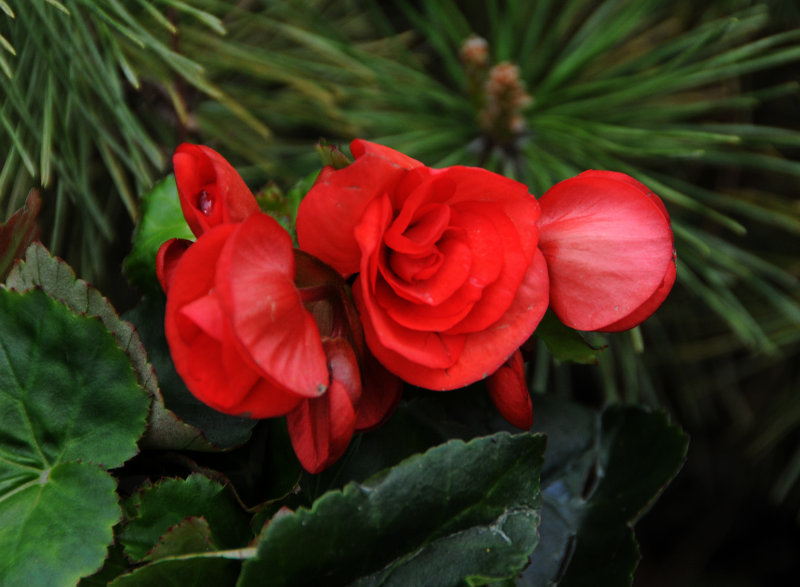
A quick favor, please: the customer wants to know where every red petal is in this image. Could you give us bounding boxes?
[354,352,402,432]
[599,253,677,332]
[487,350,533,430]
[156,238,192,293]
[443,201,533,335]
[296,143,421,277]
[353,198,467,370]
[538,171,674,331]
[287,339,361,473]
[440,166,540,261]
[380,234,472,306]
[350,139,424,170]
[215,213,329,398]
[356,273,468,369]
[374,276,478,332]
[173,143,259,237]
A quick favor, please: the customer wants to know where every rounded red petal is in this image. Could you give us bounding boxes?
[156,237,192,293]
[350,139,424,170]
[215,213,329,398]
[598,253,677,332]
[538,171,674,331]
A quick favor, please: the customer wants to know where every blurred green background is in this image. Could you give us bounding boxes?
[2,0,798,584]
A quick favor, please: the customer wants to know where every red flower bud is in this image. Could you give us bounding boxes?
[288,338,362,474]
[487,349,533,430]
[173,143,260,237]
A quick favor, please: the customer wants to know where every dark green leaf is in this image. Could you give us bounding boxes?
[239,432,545,586]
[143,517,217,562]
[120,473,251,562]
[0,289,149,585]
[522,397,689,586]
[123,175,194,292]
[109,556,241,587]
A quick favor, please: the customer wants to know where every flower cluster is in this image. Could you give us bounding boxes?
[157,140,675,472]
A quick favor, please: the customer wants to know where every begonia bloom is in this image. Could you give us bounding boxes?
[163,213,328,418]
[298,140,550,390]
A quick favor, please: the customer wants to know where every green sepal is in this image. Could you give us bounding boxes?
[124,175,194,293]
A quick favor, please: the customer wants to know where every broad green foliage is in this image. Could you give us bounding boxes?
[7,242,211,451]
[0,289,149,585]
[320,389,687,586]
[142,517,217,562]
[239,433,545,586]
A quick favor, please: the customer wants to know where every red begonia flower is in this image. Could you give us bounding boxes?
[164,213,329,418]
[173,143,260,237]
[352,165,549,390]
[298,141,550,390]
[164,224,303,417]
[287,338,361,474]
[487,349,533,430]
[537,170,675,332]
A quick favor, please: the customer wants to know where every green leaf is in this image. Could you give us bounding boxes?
[535,311,606,365]
[521,397,689,586]
[0,289,149,585]
[0,463,120,587]
[109,556,241,587]
[120,473,251,562]
[143,516,217,562]
[6,242,211,451]
[239,432,545,586]
[124,295,257,449]
[123,175,194,292]
[79,541,129,586]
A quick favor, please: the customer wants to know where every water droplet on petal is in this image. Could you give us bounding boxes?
[197,190,214,215]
